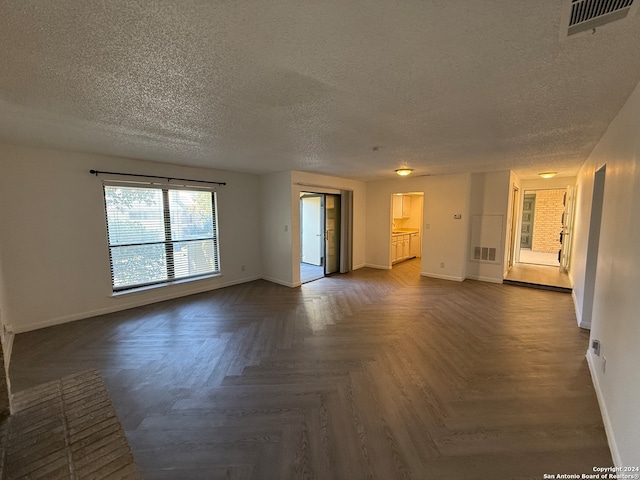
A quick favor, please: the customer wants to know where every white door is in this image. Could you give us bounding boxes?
[301,195,323,266]
[559,185,576,273]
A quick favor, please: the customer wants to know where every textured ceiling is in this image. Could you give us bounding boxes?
[1,1,640,180]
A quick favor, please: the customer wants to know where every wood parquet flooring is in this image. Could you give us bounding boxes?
[9,259,611,479]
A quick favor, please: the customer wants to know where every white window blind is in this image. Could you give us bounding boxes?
[103,183,220,291]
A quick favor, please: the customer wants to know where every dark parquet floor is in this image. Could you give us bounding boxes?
[9,259,611,479]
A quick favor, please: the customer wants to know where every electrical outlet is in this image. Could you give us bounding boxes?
[241,265,245,272]
[440,262,445,268]
[284,225,288,232]
[602,356,607,374]
[592,339,601,356]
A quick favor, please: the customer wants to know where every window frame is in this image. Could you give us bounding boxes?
[102,181,221,293]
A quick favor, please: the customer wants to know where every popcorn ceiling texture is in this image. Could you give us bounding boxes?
[1,1,640,180]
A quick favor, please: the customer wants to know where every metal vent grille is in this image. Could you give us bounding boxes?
[568,0,635,35]
[473,246,497,262]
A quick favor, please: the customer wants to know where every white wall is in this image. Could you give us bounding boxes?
[571,81,640,467]
[0,143,262,333]
[572,166,597,329]
[466,171,511,282]
[365,175,429,270]
[259,170,366,287]
[520,176,577,190]
[291,171,367,284]
[259,171,294,287]
[0,251,13,370]
[405,194,424,232]
[365,173,471,281]
[421,174,472,281]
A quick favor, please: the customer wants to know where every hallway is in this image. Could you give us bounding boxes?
[504,262,572,293]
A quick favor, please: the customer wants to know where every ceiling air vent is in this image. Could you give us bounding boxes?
[563,0,638,37]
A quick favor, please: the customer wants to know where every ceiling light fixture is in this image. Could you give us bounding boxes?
[538,172,557,179]
[395,168,413,176]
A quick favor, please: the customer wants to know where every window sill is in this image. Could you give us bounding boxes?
[111,273,223,297]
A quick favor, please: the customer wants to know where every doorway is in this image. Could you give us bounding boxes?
[300,193,341,283]
[390,192,424,267]
[504,186,573,292]
[518,189,565,267]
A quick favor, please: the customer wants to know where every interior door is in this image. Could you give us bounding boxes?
[559,185,575,273]
[520,194,535,249]
[300,194,323,266]
[324,194,341,275]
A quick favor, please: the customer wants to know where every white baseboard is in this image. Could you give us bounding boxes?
[363,263,392,270]
[1,329,14,370]
[420,272,465,282]
[12,275,262,334]
[261,276,299,288]
[586,350,621,467]
[572,289,590,329]
[467,274,503,284]
[352,263,366,270]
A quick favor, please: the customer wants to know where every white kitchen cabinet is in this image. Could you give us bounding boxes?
[392,195,402,218]
[391,236,398,263]
[392,195,412,218]
[409,232,420,258]
[402,234,410,259]
[401,196,411,218]
[392,233,414,263]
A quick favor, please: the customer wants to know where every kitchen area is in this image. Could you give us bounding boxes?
[391,192,424,265]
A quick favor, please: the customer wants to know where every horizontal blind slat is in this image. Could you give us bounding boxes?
[103,185,220,291]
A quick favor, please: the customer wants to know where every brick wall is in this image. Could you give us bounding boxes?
[532,189,564,253]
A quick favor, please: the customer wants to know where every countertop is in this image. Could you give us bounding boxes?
[391,229,419,236]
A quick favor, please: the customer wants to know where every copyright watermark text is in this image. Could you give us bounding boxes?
[542,467,640,480]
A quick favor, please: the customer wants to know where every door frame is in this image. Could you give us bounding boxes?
[296,187,350,285]
[516,187,569,268]
[580,165,606,329]
[323,194,341,276]
[559,185,576,273]
[389,191,424,268]
[300,193,324,267]
[508,185,519,270]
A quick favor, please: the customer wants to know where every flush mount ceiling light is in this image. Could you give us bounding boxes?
[395,168,413,176]
[539,172,557,179]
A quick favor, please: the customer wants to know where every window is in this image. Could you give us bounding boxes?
[103,183,220,291]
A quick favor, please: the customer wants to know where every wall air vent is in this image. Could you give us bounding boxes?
[473,247,497,262]
[470,214,503,264]
[563,0,638,37]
